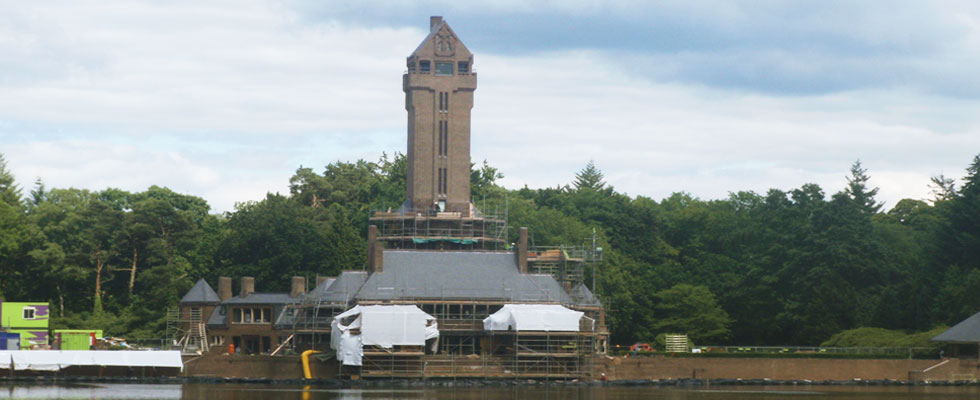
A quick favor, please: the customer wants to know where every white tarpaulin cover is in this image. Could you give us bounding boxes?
[0,350,183,371]
[330,305,438,366]
[483,304,589,332]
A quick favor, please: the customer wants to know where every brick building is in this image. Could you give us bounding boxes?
[176,17,607,379]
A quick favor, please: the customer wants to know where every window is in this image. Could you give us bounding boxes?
[419,60,431,74]
[435,62,453,76]
[438,168,447,195]
[438,92,449,112]
[438,121,444,156]
[438,169,444,195]
[438,120,448,156]
[458,61,469,74]
[232,307,272,324]
[23,307,35,320]
[407,61,416,73]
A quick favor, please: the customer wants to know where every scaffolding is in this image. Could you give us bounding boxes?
[527,245,602,291]
[280,281,361,353]
[356,331,595,379]
[352,304,597,380]
[166,307,209,354]
[369,206,508,251]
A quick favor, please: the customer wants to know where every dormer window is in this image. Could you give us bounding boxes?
[435,62,453,76]
[419,60,431,74]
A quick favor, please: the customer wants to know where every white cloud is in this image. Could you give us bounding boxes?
[1,1,978,213]
[475,51,980,205]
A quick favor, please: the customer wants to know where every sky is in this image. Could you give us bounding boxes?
[2,0,979,213]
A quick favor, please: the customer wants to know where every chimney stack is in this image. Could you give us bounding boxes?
[430,16,443,32]
[316,275,329,287]
[291,276,307,298]
[218,276,232,301]
[367,225,384,274]
[240,276,255,298]
[518,227,529,273]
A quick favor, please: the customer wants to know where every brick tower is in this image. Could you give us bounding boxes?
[369,17,504,251]
[404,16,476,216]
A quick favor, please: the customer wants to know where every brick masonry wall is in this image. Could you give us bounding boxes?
[596,356,940,381]
[183,353,336,379]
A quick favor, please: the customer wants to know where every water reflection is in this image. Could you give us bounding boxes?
[0,383,181,399]
[2,383,980,400]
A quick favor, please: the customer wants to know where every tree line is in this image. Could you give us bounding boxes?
[1,153,978,346]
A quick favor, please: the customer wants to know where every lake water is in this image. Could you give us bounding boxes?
[3,383,980,399]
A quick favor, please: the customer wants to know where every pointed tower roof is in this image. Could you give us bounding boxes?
[179,278,221,304]
[409,16,473,60]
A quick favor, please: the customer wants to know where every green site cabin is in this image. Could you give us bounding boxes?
[1,302,51,349]
[53,329,104,350]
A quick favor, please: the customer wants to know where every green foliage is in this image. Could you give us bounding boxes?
[651,284,731,344]
[844,160,883,214]
[5,150,980,349]
[0,154,22,207]
[215,193,364,289]
[667,352,923,359]
[471,160,503,200]
[820,326,948,349]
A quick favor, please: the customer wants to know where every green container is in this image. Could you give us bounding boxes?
[54,329,104,350]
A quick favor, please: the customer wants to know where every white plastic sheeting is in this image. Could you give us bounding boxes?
[330,305,439,366]
[0,350,183,371]
[483,304,590,332]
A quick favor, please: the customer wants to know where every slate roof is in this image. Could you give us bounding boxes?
[355,250,572,303]
[308,278,337,296]
[206,307,226,326]
[305,271,368,305]
[568,283,602,308]
[223,293,299,305]
[179,279,220,304]
[932,311,980,343]
[206,293,299,326]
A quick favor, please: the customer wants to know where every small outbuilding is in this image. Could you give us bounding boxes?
[932,311,980,358]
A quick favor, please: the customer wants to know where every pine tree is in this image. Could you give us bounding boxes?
[0,154,21,207]
[928,174,957,203]
[844,160,882,214]
[942,154,980,270]
[573,160,606,191]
